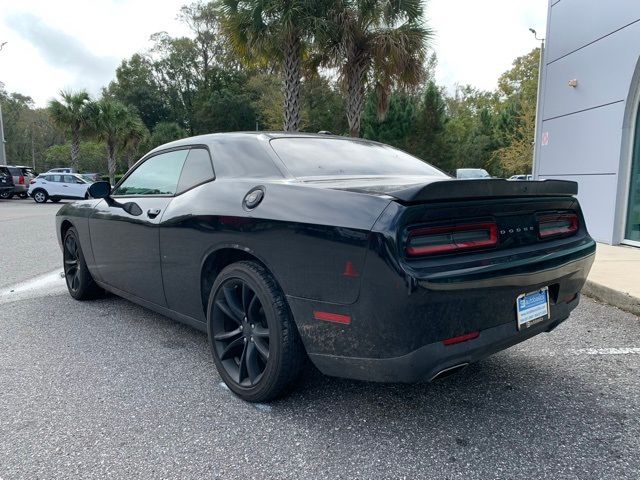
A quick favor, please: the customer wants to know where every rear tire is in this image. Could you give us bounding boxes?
[19,193,28,199]
[0,191,13,199]
[33,190,48,203]
[63,227,103,300]
[207,261,305,402]
[51,198,61,203]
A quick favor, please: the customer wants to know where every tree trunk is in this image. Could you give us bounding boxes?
[126,150,134,169]
[344,52,368,138]
[70,126,80,171]
[107,139,117,186]
[282,33,302,132]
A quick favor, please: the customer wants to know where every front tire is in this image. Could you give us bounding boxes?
[0,191,13,199]
[50,198,61,203]
[207,261,305,402]
[33,190,48,203]
[63,227,103,300]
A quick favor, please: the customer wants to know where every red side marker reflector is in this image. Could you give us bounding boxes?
[442,331,480,346]
[313,311,351,325]
[342,260,359,278]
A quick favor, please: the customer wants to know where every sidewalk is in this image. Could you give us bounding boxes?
[582,243,640,316]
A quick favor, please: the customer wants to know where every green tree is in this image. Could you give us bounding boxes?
[44,141,106,174]
[149,121,187,149]
[88,99,141,184]
[104,54,169,131]
[492,48,540,175]
[362,91,417,150]
[121,116,149,169]
[317,0,431,137]
[47,90,91,170]
[218,0,327,132]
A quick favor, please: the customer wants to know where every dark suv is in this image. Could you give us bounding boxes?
[0,166,15,198]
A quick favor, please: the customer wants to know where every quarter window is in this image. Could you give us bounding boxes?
[177,148,214,193]
[114,149,189,196]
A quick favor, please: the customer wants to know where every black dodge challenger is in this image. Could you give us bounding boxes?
[56,132,595,402]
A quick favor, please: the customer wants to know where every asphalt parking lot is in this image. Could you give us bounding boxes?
[1,198,639,479]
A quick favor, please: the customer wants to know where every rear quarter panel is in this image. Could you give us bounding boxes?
[159,179,392,321]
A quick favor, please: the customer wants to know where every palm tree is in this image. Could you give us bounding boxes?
[318,0,432,137]
[218,0,326,132]
[121,116,149,169]
[88,99,137,185]
[48,90,90,170]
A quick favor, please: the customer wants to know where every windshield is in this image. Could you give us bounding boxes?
[457,169,491,179]
[269,138,446,179]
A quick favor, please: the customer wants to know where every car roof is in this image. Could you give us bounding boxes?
[145,131,382,156]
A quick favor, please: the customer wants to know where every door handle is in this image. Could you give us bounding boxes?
[147,208,161,219]
[62,185,69,188]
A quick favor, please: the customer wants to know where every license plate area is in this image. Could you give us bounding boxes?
[516,287,550,330]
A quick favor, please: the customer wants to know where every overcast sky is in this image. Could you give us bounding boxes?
[0,0,547,107]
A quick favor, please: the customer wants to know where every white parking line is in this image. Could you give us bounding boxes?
[567,347,640,356]
[0,269,66,304]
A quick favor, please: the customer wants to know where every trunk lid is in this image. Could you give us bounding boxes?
[303,176,577,203]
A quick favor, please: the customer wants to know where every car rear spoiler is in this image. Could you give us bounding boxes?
[388,179,578,203]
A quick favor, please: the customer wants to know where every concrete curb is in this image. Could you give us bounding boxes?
[583,280,640,317]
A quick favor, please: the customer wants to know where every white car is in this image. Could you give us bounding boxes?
[28,173,91,203]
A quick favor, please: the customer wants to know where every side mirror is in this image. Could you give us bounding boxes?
[88,181,111,199]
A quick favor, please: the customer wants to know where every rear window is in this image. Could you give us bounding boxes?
[269,138,446,178]
[8,167,21,176]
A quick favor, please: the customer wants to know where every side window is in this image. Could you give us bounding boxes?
[176,148,214,193]
[52,175,63,183]
[114,149,189,196]
[63,175,76,184]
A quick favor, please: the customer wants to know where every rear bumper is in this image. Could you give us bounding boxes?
[288,238,595,383]
[308,297,574,383]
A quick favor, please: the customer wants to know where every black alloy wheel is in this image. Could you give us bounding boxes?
[64,233,81,294]
[211,278,271,387]
[62,227,102,300]
[208,261,305,402]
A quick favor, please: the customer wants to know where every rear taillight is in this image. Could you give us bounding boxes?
[18,175,25,184]
[538,213,578,239]
[406,222,498,257]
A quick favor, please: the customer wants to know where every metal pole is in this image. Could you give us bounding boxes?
[0,102,7,165]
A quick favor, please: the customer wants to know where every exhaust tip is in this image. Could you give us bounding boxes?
[429,363,469,381]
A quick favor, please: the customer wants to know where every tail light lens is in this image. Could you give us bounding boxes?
[538,213,578,239]
[18,175,25,184]
[406,222,498,256]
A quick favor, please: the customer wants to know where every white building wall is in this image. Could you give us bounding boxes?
[535,0,640,244]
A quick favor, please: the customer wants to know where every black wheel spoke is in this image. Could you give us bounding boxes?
[223,285,245,321]
[245,342,261,383]
[253,325,269,338]
[246,295,261,324]
[215,299,242,325]
[220,337,245,360]
[253,337,269,361]
[214,327,242,342]
[238,342,249,383]
[241,282,254,313]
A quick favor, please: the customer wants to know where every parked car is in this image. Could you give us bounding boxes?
[45,167,77,174]
[0,166,14,199]
[79,173,101,183]
[55,132,595,402]
[0,165,36,199]
[509,174,533,181]
[29,173,91,203]
[456,168,492,179]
